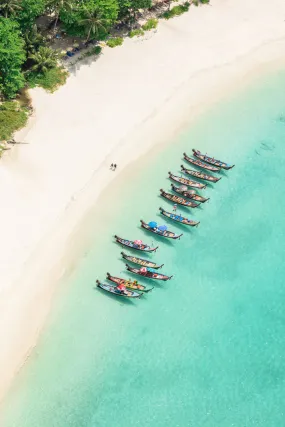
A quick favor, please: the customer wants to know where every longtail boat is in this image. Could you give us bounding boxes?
[160,189,200,207]
[170,184,209,203]
[159,207,199,227]
[181,165,221,183]
[140,220,182,240]
[168,172,206,189]
[192,149,235,170]
[114,235,158,252]
[106,273,153,292]
[121,252,163,269]
[183,152,220,172]
[125,264,173,281]
[96,280,141,298]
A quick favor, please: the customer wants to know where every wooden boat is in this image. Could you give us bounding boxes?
[183,152,220,172]
[106,273,153,293]
[192,149,235,170]
[159,207,199,227]
[160,189,200,207]
[121,252,163,269]
[114,235,158,252]
[170,184,209,203]
[140,220,183,240]
[168,172,206,189]
[96,280,141,298]
[181,165,221,183]
[125,264,173,281]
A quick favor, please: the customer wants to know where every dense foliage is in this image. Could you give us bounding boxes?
[0,18,26,98]
[106,36,123,47]
[15,0,46,31]
[0,0,209,139]
[142,18,157,31]
[26,67,68,91]
[117,0,152,20]
[162,2,190,19]
[129,28,144,37]
[60,0,118,39]
[0,101,28,140]
[0,0,163,101]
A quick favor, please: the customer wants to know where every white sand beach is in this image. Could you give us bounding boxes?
[1,0,285,401]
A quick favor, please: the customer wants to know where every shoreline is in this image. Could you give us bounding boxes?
[1,0,285,402]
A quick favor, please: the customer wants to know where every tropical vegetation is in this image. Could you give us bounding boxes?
[142,18,158,31]
[129,28,144,38]
[162,2,190,19]
[106,36,123,47]
[0,101,28,141]
[0,0,210,143]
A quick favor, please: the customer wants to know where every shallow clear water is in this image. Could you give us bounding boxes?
[1,69,285,427]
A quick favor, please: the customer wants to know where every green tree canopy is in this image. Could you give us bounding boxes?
[0,0,21,18]
[46,0,74,31]
[24,24,46,56]
[15,0,46,31]
[0,18,26,98]
[60,0,118,38]
[117,0,152,19]
[79,7,109,42]
[29,46,61,73]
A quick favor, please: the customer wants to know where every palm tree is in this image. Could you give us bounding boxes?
[29,46,62,73]
[79,8,109,42]
[47,0,74,31]
[0,0,21,18]
[24,25,45,56]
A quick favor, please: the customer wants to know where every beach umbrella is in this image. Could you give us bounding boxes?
[148,221,157,228]
[179,185,188,191]
[158,225,167,231]
[134,239,142,245]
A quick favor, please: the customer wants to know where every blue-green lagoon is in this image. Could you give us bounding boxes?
[1,69,285,427]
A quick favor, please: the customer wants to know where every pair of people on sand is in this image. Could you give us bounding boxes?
[110,163,117,171]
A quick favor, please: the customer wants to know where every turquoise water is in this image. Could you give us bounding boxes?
[1,69,285,427]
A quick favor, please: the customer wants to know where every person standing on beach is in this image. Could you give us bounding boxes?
[114,164,117,170]
[110,163,114,170]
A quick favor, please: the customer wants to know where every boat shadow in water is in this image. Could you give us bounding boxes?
[137,226,176,247]
[160,217,196,234]
[219,169,229,178]
[94,286,139,305]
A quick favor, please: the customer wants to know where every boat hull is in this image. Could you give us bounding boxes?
[181,166,221,183]
[192,149,234,170]
[170,184,209,203]
[106,273,153,292]
[96,281,141,298]
[121,252,163,269]
[125,264,172,281]
[183,152,220,172]
[114,235,158,252]
[168,172,206,189]
[140,220,182,239]
[160,189,200,207]
[159,207,199,227]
